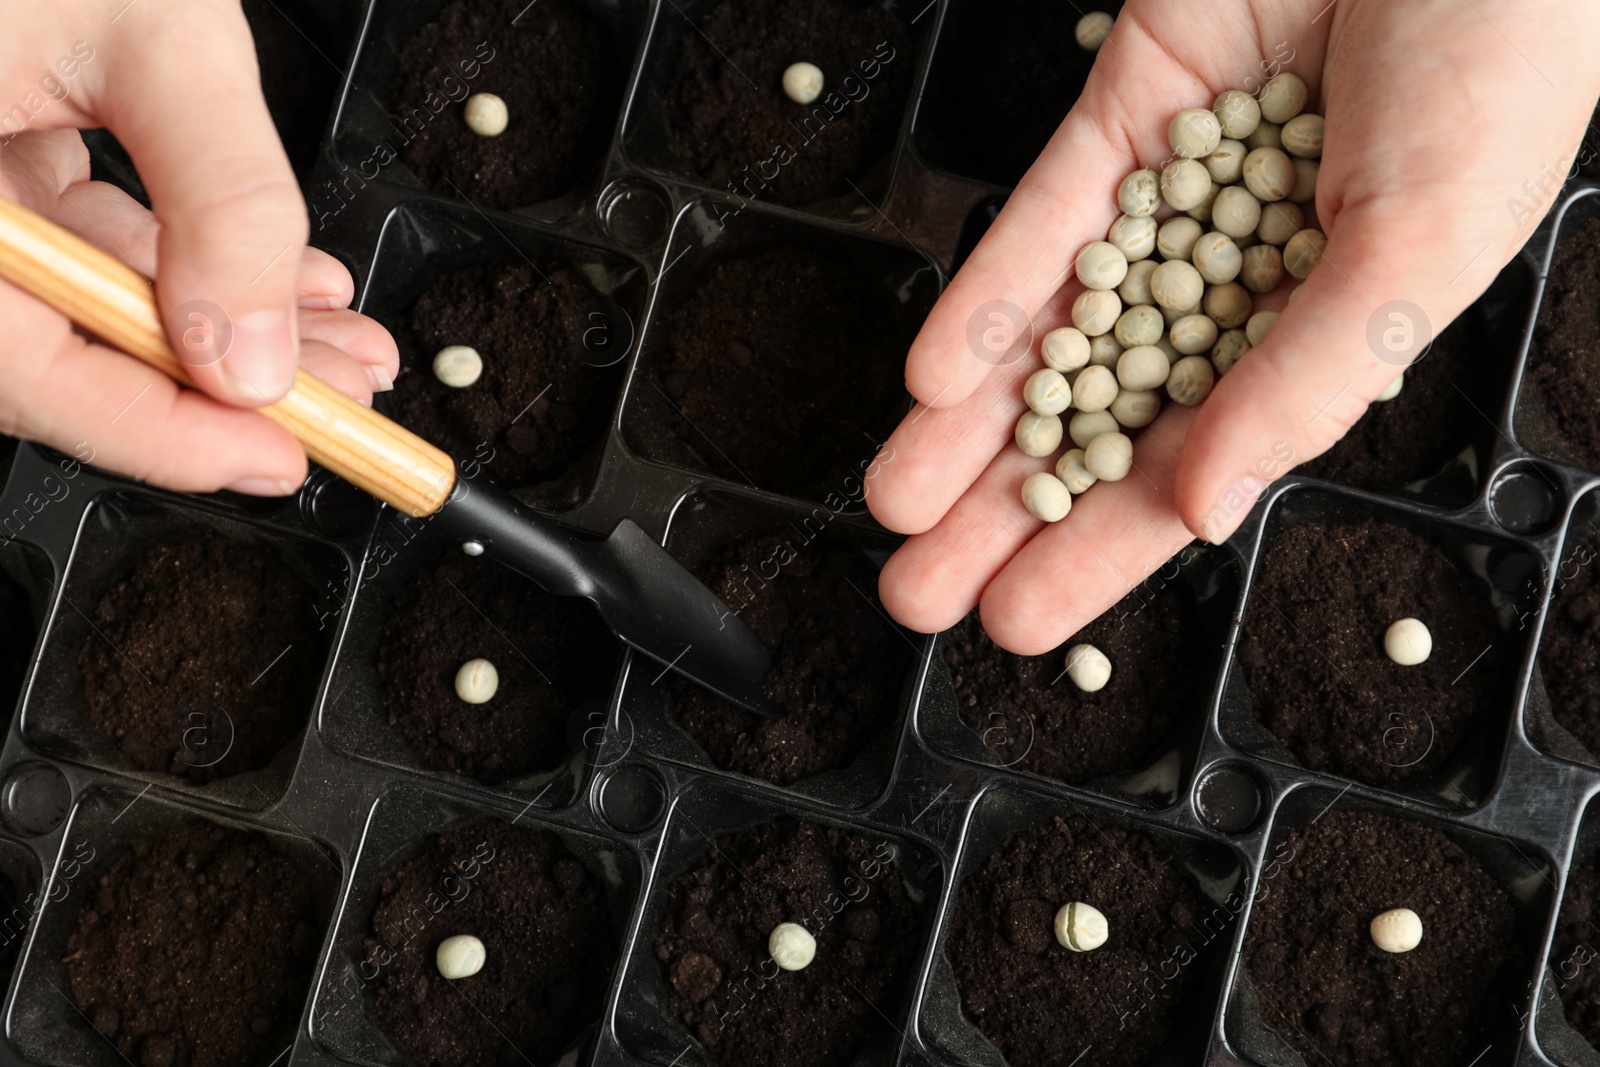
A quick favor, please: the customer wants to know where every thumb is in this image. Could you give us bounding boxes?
[1174,213,1473,543]
[100,1,304,407]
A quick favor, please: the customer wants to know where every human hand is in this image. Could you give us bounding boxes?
[0,1,399,496]
[868,0,1600,653]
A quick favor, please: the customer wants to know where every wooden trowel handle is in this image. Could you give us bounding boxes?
[0,197,457,518]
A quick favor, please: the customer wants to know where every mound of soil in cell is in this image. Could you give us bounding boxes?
[1551,857,1600,1046]
[1525,216,1600,470]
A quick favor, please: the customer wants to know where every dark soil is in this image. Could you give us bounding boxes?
[384,263,623,492]
[1238,518,1509,787]
[1551,858,1600,1046]
[942,557,1203,782]
[0,567,34,718]
[65,822,319,1067]
[78,537,323,783]
[655,820,918,1067]
[664,0,914,207]
[1244,810,1517,1067]
[1299,319,1496,492]
[917,0,1122,186]
[1536,522,1600,754]
[947,816,1215,1067]
[1525,216,1600,470]
[392,0,621,209]
[242,0,341,185]
[368,820,613,1067]
[669,533,907,786]
[662,247,906,494]
[376,548,621,785]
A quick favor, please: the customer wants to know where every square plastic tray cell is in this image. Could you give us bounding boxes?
[614,488,919,811]
[9,785,343,1067]
[309,783,641,1067]
[22,492,349,812]
[617,199,939,503]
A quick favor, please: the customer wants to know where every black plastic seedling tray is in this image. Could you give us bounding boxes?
[5,0,1600,1065]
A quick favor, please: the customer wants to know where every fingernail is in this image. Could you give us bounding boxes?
[1199,476,1265,544]
[224,476,299,498]
[365,364,394,393]
[223,309,298,402]
[298,294,345,311]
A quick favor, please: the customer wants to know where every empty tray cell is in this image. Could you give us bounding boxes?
[633,0,919,214]
[360,201,644,508]
[623,204,937,501]
[1519,191,1600,472]
[919,786,1241,1067]
[930,543,1235,797]
[1228,491,1536,802]
[0,837,41,989]
[0,541,43,721]
[1234,793,1549,1067]
[242,0,350,185]
[23,494,345,808]
[914,0,1125,187]
[1297,258,1531,506]
[621,784,935,1067]
[11,787,341,1067]
[311,786,639,1067]
[319,535,621,806]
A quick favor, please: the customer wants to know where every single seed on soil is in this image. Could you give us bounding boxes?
[1073,364,1119,413]
[1117,345,1169,391]
[1069,410,1119,449]
[1114,305,1165,349]
[1064,644,1114,693]
[1160,159,1212,211]
[1284,228,1327,279]
[1072,289,1122,336]
[1108,214,1158,261]
[1041,327,1091,373]
[1185,186,1220,224]
[1118,169,1162,218]
[1192,232,1243,285]
[1084,431,1133,481]
[1167,355,1216,405]
[463,93,509,137]
[1370,908,1423,954]
[1089,332,1123,367]
[1204,139,1248,185]
[1171,314,1220,355]
[437,935,486,980]
[1377,374,1405,402]
[1055,901,1109,951]
[1157,217,1203,262]
[1024,368,1073,415]
[455,659,499,704]
[1211,329,1251,374]
[1150,260,1204,313]
[1213,89,1261,139]
[1075,11,1114,51]
[1259,72,1309,124]
[1244,120,1282,151]
[1243,147,1296,202]
[1015,412,1064,457]
[1257,200,1303,246]
[1119,259,1159,305]
[1056,449,1097,493]
[1240,244,1285,294]
[1022,471,1073,522]
[1076,241,1129,290]
[1169,108,1223,159]
[1204,282,1252,329]
[1281,113,1323,159]
[769,922,817,971]
[434,345,484,388]
[1289,158,1319,203]
[1245,311,1279,346]
[782,62,825,105]
[1110,388,1160,429]
[1212,186,1262,239]
[1385,618,1432,665]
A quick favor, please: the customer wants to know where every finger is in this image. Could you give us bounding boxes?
[0,288,306,496]
[298,339,375,407]
[0,128,91,212]
[979,405,1200,655]
[295,248,355,310]
[298,309,399,386]
[103,0,306,406]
